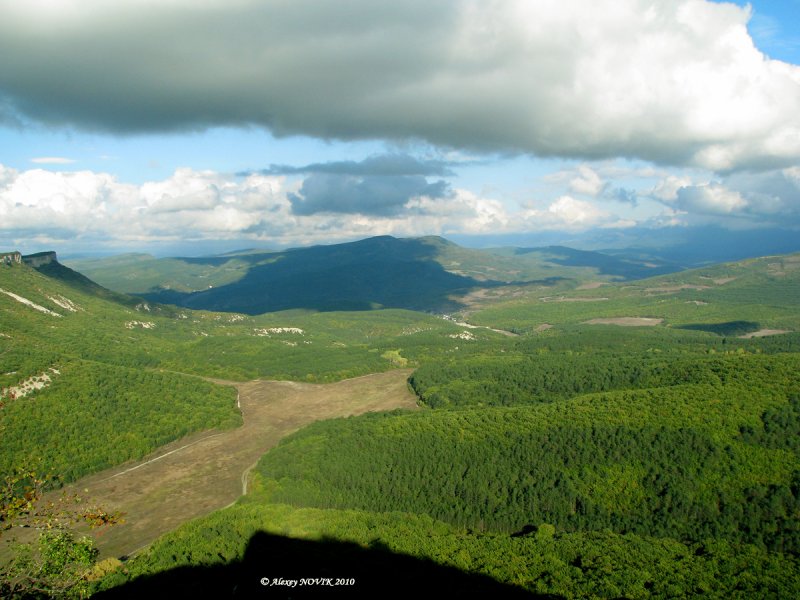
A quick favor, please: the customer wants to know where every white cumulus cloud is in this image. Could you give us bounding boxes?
[675,183,748,215]
[569,165,605,197]
[547,195,609,226]
[0,163,521,247]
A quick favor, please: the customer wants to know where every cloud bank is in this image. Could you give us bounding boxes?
[2,0,799,171]
[3,148,797,251]
[0,161,637,249]
[658,167,800,221]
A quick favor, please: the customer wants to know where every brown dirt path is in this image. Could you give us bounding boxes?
[65,369,418,559]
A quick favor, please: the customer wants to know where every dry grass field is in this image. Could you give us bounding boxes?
[62,369,419,559]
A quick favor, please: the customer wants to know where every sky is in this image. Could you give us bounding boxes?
[1,0,799,255]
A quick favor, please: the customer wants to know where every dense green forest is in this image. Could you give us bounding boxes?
[103,340,800,596]
[253,354,800,549]
[0,352,240,483]
[409,331,800,408]
[94,503,800,599]
[0,257,500,488]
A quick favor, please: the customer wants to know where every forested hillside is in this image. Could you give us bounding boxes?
[0,257,494,485]
[94,504,799,599]
[101,330,800,597]
[0,262,241,488]
[255,352,800,546]
[409,330,800,408]
[2,248,799,598]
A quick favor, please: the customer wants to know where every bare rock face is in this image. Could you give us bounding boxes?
[1,251,22,265]
[22,251,58,267]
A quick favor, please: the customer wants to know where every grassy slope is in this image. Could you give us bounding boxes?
[1,260,505,384]
[61,253,253,294]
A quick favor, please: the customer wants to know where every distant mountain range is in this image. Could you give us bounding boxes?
[64,235,682,314]
[450,225,800,265]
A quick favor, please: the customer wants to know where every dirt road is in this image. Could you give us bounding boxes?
[66,369,418,559]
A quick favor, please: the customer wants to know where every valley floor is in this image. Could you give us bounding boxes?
[59,369,418,559]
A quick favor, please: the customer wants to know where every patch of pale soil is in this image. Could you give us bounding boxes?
[540,296,609,303]
[739,329,790,339]
[1,368,60,400]
[686,300,708,305]
[464,288,493,300]
[46,294,80,312]
[457,285,536,314]
[449,330,477,341]
[253,327,305,337]
[458,287,508,308]
[645,284,709,293]
[61,369,419,559]
[0,288,61,317]
[535,324,553,332]
[125,321,155,329]
[584,317,663,327]
[712,277,737,285]
[450,319,518,337]
[576,282,607,290]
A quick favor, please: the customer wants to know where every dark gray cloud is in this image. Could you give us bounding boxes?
[251,153,455,177]
[0,95,24,128]
[288,173,451,216]
[723,169,800,207]
[1,1,799,170]
[657,167,800,223]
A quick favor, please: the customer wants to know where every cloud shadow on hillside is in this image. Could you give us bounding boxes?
[94,530,555,599]
[141,236,502,315]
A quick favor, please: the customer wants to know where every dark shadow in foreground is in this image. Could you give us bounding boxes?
[94,531,559,599]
